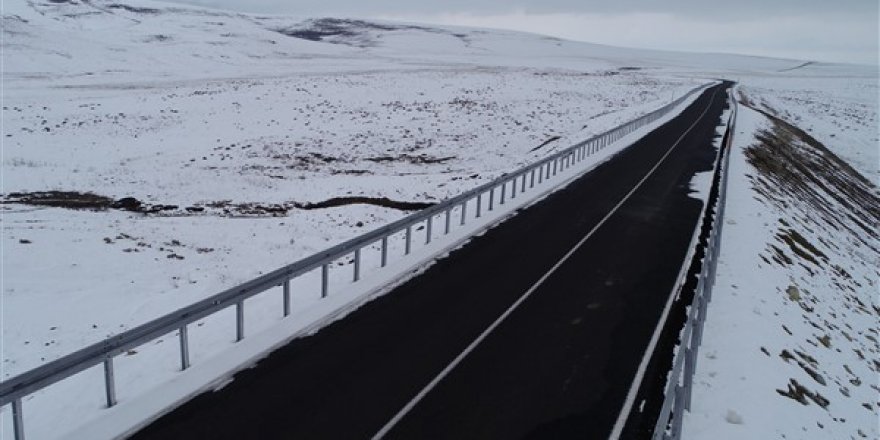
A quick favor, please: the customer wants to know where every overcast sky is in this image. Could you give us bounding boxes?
[170,0,879,65]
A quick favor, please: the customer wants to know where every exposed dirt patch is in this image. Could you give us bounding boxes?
[272,18,470,48]
[295,197,434,211]
[3,192,434,216]
[275,18,401,45]
[198,197,434,217]
[776,228,827,266]
[529,135,562,152]
[2,191,114,210]
[780,349,827,385]
[106,3,160,14]
[777,378,830,408]
[271,18,471,47]
[0,191,435,217]
[364,154,455,165]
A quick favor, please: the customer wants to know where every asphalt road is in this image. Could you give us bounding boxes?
[132,82,730,440]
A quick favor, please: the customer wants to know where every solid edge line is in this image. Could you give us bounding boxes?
[373,87,720,440]
[606,87,721,440]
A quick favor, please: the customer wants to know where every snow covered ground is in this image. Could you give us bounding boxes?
[682,93,879,438]
[1,0,878,439]
[735,65,878,184]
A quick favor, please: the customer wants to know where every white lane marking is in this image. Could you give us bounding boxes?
[372,88,721,440]
[607,87,720,440]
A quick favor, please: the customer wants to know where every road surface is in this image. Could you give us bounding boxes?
[133,82,731,440]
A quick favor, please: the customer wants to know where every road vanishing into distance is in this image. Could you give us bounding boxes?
[133,82,731,440]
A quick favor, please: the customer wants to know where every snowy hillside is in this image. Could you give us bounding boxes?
[682,92,879,439]
[1,1,878,439]
[2,0,811,83]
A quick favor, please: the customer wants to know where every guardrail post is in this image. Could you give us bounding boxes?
[704,239,714,271]
[283,279,291,316]
[693,274,706,348]
[353,248,361,281]
[12,398,24,440]
[179,325,190,370]
[426,216,434,243]
[553,159,558,176]
[683,340,695,410]
[499,182,506,205]
[460,202,467,225]
[488,187,495,211]
[475,193,482,218]
[707,246,718,296]
[511,176,517,199]
[405,225,412,255]
[235,300,245,341]
[709,239,720,286]
[321,264,329,298]
[103,357,117,408]
[379,235,388,267]
[521,173,527,192]
[444,209,451,233]
[671,384,685,439]
[538,165,544,183]
[530,168,536,188]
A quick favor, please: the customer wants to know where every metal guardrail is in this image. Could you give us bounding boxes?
[1,83,709,440]
[651,87,737,440]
